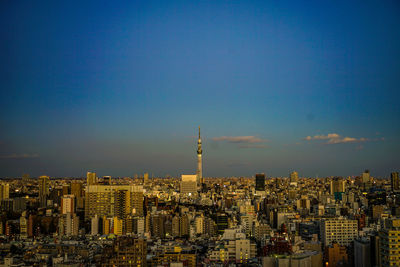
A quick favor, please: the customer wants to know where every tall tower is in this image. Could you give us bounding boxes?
[197,126,203,186]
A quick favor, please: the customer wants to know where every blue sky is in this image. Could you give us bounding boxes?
[0,0,399,178]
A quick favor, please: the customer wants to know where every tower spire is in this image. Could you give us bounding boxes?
[197,126,203,190]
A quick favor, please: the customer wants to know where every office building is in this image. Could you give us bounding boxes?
[379,218,400,267]
[180,175,197,195]
[61,194,75,214]
[0,183,9,201]
[290,171,299,183]
[362,170,370,183]
[38,176,49,207]
[324,242,348,267]
[85,184,144,220]
[87,171,97,186]
[255,173,266,191]
[330,177,346,194]
[321,218,358,246]
[354,238,371,267]
[391,172,399,191]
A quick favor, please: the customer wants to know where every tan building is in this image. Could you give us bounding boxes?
[61,194,75,214]
[85,184,143,220]
[180,175,197,195]
[321,218,358,246]
[0,183,9,200]
[71,181,84,209]
[87,171,97,186]
[379,218,400,267]
[324,242,348,267]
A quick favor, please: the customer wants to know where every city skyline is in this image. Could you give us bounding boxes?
[1,0,399,177]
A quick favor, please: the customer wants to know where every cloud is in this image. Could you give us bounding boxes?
[212,136,267,143]
[304,133,369,144]
[0,153,40,159]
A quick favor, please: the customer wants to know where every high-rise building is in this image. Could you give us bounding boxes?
[113,216,123,235]
[20,214,28,239]
[354,238,371,267]
[115,189,131,219]
[290,171,299,183]
[38,176,49,207]
[180,175,197,195]
[71,181,84,209]
[87,171,97,186]
[379,218,400,267]
[91,215,99,235]
[0,183,9,201]
[197,126,203,187]
[330,177,346,194]
[321,218,358,246]
[255,173,266,191]
[85,184,143,220]
[61,194,75,214]
[143,172,149,185]
[362,170,371,183]
[59,213,79,236]
[391,172,399,191]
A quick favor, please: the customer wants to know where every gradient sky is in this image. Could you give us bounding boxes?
[1,0,399,178]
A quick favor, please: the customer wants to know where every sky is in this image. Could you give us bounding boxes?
[0,0,399,178]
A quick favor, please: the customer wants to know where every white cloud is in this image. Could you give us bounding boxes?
[304,133,369,144]
[212,136,267,143]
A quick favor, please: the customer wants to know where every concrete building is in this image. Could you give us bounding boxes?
[354,238,371,267]
[379,218,400,267]
[85,184,144,220]
[180,175,197,195]
[391,172,399,191]
[61,194,75,214]
[324,242,348,267]
[290,171,299,183]
[321,218,358,246]
[38,176,49,207]
[0,183,9,201]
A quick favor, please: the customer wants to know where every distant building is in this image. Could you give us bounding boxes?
[87,171,97,186]
[391,172,399,191]
[290,171,299,183]
[255,173,266,192]
[330,177,346,194]
[0,183,9,201]
[38,176,49,207]
[180,175,197,195]
[362,170,370,183]
[61,194,75,214]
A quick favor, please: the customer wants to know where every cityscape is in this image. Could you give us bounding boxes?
[0,130,399,266]
[1,1,400,267]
